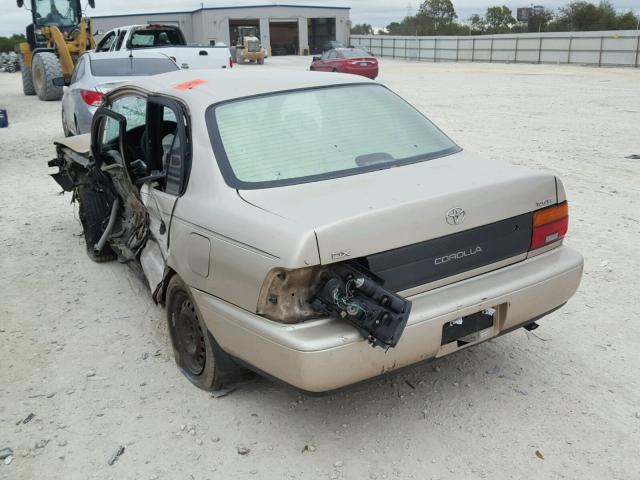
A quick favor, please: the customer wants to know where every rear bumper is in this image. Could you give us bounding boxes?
[193,245,583,392]
[342,65,378,78]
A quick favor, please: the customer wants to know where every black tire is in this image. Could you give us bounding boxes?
[32,52,63,101]
[257,57,264,65]
[19,56,36,95]
[77,186,116,263]
[166,275,246,391]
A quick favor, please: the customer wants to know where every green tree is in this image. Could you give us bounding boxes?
[616,11,640,30]
[383,21,402,35]
[558,1,598,30]
[527,9,555,32]
[485,6,516,33]
[419,0,457,33]
[351,23,374,35]
[468,14,487,34]
[384,14,434,35]
[0,34,26,53]
[594,1,618,29]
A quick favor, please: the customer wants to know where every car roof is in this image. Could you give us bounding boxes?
[111,69,375,108]
[107,24,180,31]
[86,50,173,60]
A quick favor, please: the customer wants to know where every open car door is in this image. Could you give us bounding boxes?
[88,106,149,263]
[138,96,191,294]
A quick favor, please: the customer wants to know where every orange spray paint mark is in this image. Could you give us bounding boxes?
[174,79,208,90]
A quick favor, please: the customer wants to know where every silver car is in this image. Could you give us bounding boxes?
[49,70,583,392]
[61,50,179,136]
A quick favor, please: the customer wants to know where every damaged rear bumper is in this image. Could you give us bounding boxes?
[192,245,583,392]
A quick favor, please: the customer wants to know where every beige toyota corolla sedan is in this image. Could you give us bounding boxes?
[49,69,583,392]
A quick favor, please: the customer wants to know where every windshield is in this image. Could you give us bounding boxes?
[207,84,460,189]
[34,0,78,27]
[90,58,179,77]
[341,49,371,58]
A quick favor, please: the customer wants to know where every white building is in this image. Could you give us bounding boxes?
[91,4,351,55]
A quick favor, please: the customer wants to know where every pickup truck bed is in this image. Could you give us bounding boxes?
[95,24,232,70]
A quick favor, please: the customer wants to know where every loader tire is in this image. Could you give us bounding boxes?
[77,187,116,263]
[19,56,36,95]
[32,52,63,101]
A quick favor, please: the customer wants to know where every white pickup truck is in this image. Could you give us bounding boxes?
[94,24,233,70]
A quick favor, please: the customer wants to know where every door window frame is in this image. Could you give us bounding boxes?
[146,95,192,196]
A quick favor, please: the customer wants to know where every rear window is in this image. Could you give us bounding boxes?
[90,58,178,77]
[130,29,185,47]
[341,49,370,58]
[207,84,460,189]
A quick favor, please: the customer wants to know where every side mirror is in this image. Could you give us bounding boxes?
[88,0,95,7]
[312,56,320,61]
[52,77,65,87]
[17,0,24,7]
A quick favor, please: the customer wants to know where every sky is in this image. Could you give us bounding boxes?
[3,0,639,36]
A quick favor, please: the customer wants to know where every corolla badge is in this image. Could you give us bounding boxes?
[446,207,466,225]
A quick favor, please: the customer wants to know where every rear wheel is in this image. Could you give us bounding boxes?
[166,275,247,391]
[32,52,63,101]
[19,56,35,95]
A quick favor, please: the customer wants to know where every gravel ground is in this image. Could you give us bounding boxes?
[1,57,639,480]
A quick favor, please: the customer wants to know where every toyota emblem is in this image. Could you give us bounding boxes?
[446,207,466,225]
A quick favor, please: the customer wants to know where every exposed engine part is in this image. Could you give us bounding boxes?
[94,197,119,253]
[310,264,412,349]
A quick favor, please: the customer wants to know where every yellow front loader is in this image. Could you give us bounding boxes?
[16,0,95,101]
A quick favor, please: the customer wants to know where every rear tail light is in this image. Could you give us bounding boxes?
[530,202,569,250]
[80,90,104,106]
[229,56,234,68]
[256,264,411,349]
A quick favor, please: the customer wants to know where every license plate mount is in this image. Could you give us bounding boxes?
[441,308,496,346]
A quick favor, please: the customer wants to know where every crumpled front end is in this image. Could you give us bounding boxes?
[48,138,149,263]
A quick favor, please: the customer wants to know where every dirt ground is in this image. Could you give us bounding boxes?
[1,57,639,480]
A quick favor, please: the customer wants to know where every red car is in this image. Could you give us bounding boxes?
[310,48,378,79]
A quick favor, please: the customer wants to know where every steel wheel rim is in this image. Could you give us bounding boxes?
[34,65,43,91]
[172,297,206,376]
